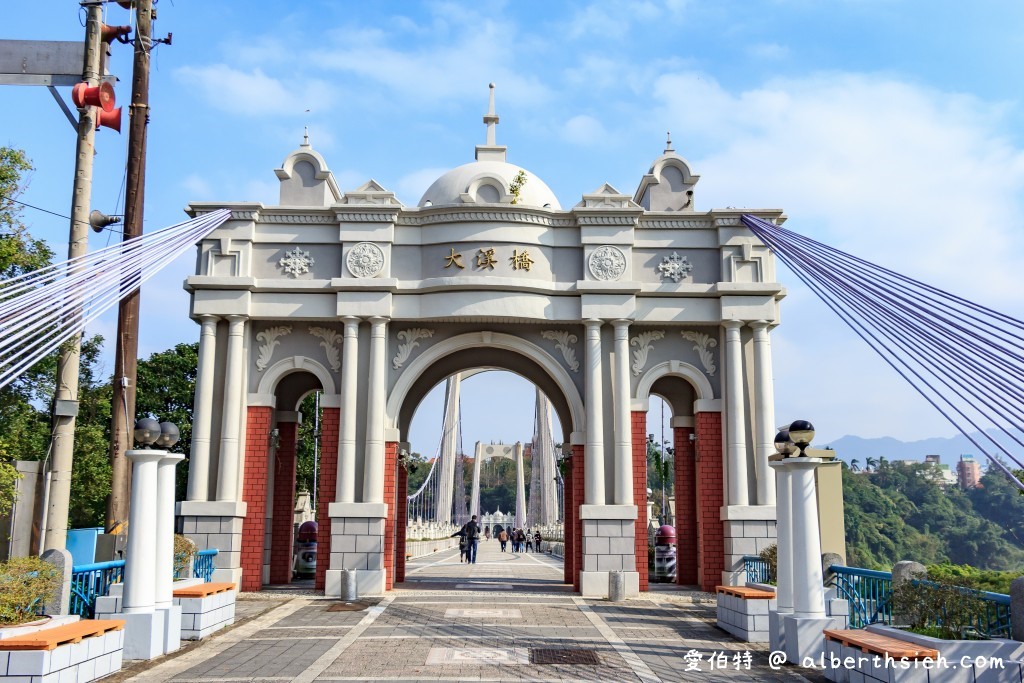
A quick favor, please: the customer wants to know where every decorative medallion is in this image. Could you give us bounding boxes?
[540,330,580,373]
[588,245,627,281]
[630,330,665,377]
[255,325,292,372]
[279,247,314,278]
[658,252,693,283]
[346,242,385,278]
[309,326,343,372]
[680,330,718,376]
[393,328,434,369]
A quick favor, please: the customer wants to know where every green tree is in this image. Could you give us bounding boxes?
[0,146,53,279]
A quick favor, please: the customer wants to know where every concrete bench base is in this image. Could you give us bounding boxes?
[0,622,124,682]
[716,588,775,642]
[173,589,235,640]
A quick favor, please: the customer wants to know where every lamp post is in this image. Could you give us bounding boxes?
[770,419,832,661]
[122,417,183,659]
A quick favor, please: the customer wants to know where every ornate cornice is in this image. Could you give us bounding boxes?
[398,210,573,227]
[574,214,639,226]
[639,217,712,229]
[261,213,334,224]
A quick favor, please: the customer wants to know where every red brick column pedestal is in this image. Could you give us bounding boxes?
[695,411,724,593]
[631,411,649,592]
[395,462,408,583]
[674,424,698,585]
[269,421,298,585]
[571,444,584,592]
[563,456,574,585]
[240,406,273,592]
[315,408,339,591]
[384,442,399,590]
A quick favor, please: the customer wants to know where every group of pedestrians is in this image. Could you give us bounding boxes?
[451,515,481,563]
[494,527,542,554]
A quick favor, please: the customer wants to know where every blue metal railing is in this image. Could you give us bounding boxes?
[742,555,771,584]
[193,549,217,582]
[70,548,219,618]
[70,560,124,618]
[828,565,1012,638]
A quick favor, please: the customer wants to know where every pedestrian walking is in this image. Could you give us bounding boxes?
[534,529,542,552]
[450,525,468,562]
[464,515,481,564]
[484,526,491,541]
[498,528,508,552]
[525,529,534,553]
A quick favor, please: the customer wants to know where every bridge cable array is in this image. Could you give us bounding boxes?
[742,214,1024,492]
[0,209,232,390]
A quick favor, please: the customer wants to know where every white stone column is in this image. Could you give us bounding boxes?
[337,316,360,503]
[790,459,826,619]
[750,321,777,506]
[773,464,794,616]
[363,316,388,504]
[216,315,246,502]
[723,320,749,506]
[187,315,218,502]
[612,320,633,506]
[470,442,482,518]
[155,453,185,609]
[514,442,526,528]
[123,450,163,613]
[584,320,606,505]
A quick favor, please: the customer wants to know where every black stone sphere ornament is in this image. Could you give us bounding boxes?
[788,420,815,456]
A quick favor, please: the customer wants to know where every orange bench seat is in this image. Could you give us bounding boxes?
[824,628,939,660]
[0,619,125,651]
[716,585,776,599]
[173,581,236,599]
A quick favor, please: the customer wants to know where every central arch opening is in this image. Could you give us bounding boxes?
[397,366,571,592]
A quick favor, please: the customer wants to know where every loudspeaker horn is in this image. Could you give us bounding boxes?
[95,107,122,133]
[72,81,115,112]
[89,210,122,233]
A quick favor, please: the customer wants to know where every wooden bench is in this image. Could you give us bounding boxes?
[0,619,124,651]
[716,585,776,599]
[824,628,939,660]
[172,582,236,599]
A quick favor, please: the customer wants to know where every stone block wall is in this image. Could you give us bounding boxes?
[696,411,724,593]
[581,519,636,573]
[631,411,649,592]
[674,425,699,585]
[723,519,777,585]
[329,517,385,573]
[314,407,339,591]
[716,591,775,642]
[179,516,243,576]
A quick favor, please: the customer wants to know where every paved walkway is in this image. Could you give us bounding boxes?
[124,540,826,682]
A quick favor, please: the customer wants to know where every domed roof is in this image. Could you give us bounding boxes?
[418,83,562,210]
[418,160,561,209]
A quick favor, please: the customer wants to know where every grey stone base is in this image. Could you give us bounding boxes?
[580,570,640,598]
[325,569,386,597]
[722,513,777,586]
[177,508,244,584]
[717,592,775,642]
[784,614,841,665]
[581,518,636,573]
[330,516,385,574]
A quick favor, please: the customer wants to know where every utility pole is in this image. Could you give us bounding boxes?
[106,0,153,532]
[43,1,104,551]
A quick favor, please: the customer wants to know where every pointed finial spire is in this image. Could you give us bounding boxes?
[476,82,507,162]
[665,131,674,153]
[484,82,499,146]
[302,126,310,147]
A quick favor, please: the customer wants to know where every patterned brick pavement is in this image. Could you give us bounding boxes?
[128,540,827,682]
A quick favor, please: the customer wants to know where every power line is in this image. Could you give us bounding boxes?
[0,193,122,233]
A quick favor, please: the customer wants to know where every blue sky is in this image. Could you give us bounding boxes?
[4,1,1024,456]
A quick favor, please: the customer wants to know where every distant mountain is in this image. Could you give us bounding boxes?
[821,430,1024,466]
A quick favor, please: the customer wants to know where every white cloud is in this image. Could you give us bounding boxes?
[395,167,450,206]
[562,114,608,145]
[747,42,789,60]
[649,69,1024,440]
[566,0,685,40]
[174,64,336,117]
[180,173,212,199]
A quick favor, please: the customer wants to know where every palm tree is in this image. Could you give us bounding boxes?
[850,459,861,473]
[865,456,878,472]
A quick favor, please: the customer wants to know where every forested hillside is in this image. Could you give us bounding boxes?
[842,461,1024,572]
